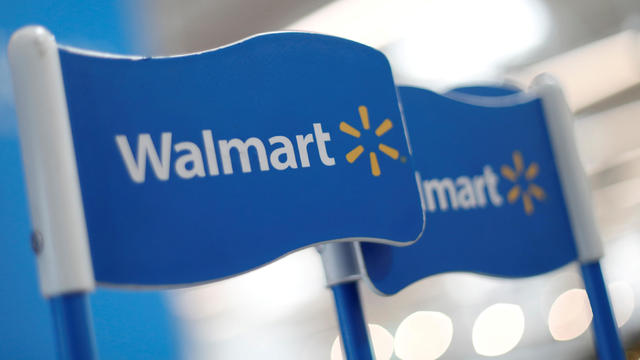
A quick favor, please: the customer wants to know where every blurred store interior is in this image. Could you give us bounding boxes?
[2,0,640,359]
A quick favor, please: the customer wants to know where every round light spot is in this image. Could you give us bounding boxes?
[330,324,394,360]
[330,337,341,360]
[394,311,453,360]
[609,281,635,327]
[472,303,525,357]
[548,288,592,341]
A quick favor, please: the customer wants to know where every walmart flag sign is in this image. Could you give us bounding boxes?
[361,86,579,295]
[54,33,423,286]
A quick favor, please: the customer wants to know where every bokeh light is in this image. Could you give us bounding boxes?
[472,303,525,356]
[609,281,635,327]
[394,311,453,360]
[548,288,592,341]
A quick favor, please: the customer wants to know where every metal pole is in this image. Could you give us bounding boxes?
[330,281,374,360]
[581,261,624,360]
[50,293,98,360]
[319,242,374,360]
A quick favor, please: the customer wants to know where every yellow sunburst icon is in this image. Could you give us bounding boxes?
[501,150,546,215]
[340,105,401,176]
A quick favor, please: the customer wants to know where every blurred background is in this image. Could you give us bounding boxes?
[2,0,640,359]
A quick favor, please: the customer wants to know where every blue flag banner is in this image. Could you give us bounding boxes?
[361,86,578,295]
[57,33,424,286]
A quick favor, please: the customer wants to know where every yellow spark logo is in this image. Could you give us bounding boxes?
[501,150,546,215]
[340,105,402,176]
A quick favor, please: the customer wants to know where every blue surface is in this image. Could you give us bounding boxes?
[331,282,374,360]
[362,86,577,295]
[90,289,178,359]
[0,137,55,358]
[50,294,98,360]
[58,33,424,286]
[446,84,522,97]
[0,1,137,53]
[1,2,177,359]
[581,261,625,360]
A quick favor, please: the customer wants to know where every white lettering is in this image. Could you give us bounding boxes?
[456,176,477,209]
[422,166,504,212]
[116,123,334,182]
[218,137,270,174]
[295,133,314,168]
[269,136,298,170]
[115,133,172,183]
[202,130,220,176]
[174,141,206,179]
[484,165,503,206]
[313,123,335,166]
[423,178,458,211]
[473,175,488,208]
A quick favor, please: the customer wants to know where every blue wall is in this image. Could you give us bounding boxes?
[0,1,178,358]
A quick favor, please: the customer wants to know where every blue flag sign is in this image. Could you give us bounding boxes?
[361,86,578,295]
[57,33,423,286]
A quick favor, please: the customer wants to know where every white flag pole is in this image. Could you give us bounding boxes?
[8,26,98,360]
[533,74,624,359]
